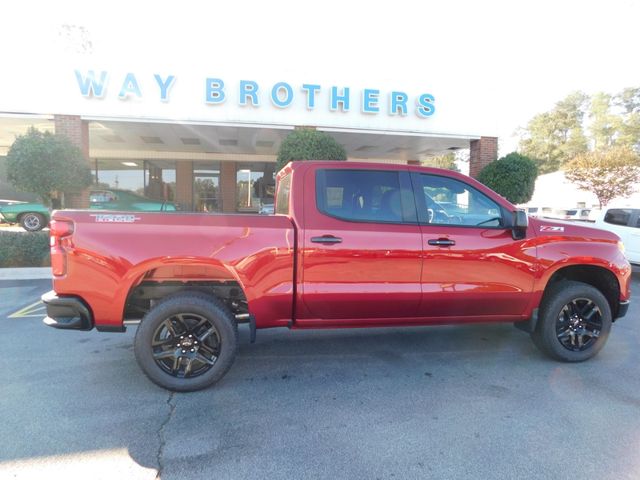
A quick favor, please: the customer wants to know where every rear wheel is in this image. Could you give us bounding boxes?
[20,212,46,232]
[134,292,238,391]
[531,280,612,362]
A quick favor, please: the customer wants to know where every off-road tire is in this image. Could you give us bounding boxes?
[531,280,612,362]
[134,292,238,391]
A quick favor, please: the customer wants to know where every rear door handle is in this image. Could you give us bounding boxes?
[311,235,343,244]
[428,238,455,246]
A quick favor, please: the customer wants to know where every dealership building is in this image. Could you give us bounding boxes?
[0,66,498,212]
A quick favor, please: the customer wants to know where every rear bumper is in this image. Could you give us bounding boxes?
[616,300,630,319]
[41,290,93,331]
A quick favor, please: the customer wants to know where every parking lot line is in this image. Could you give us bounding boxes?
[8,300,46,318]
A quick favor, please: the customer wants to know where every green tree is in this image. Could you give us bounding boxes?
[615,87,640,151]
[6,128,92,205]
[422,152,460,172]
[477,152,538,204]
[519,91,588,173]
[589,92,621,150]
[276,128,347,171]
[565,146,640,208]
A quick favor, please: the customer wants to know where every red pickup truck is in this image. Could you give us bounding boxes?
[43,161,631,391]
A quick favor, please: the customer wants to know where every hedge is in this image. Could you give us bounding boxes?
[0,231,50,268]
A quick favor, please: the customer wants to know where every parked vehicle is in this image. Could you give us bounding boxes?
[0,202,51,231]
[89,189,177,212]
[593,207,640,264]
[42,161,631,392]
[547,208,592,221]
[0,189,177,231]
[258,202,274,215]
[521,206,552,218]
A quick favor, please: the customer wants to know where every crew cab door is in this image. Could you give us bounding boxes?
[299,166,423,321]
[412,172,536,319]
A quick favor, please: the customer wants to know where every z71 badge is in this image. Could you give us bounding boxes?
[90,214,141,223]
[540,225,564,232]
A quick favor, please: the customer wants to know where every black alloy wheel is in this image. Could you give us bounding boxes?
[555,298,603,352]
[151,313,221,378]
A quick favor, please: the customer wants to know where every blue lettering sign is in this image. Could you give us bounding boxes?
[271,82,293,108]
[75,70,108,98]
[154,74,175,102]
[205,78,226,104]
[416,93,435,118]
[330,87,350,112]
[301,84,321,109]
[389,91,408,116]
[362,89,380,114]
[239,80,260,106]
[118,73,142,99]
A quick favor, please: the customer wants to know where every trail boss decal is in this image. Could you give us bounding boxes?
[540,226,564,232]
[90,214,141,223]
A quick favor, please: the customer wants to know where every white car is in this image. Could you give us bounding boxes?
[593,207,640,265]
[546,208,592,221]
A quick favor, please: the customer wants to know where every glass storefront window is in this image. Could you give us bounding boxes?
[193,162,221,213]
[94,159,176,211]
[236,162,275,213]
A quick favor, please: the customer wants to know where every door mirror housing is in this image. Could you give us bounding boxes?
[512,210,528,240]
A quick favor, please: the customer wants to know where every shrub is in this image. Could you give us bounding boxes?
[477,152,538,204]
[0,231,50,268]
[6,128,92,206]
[276,129,347,171]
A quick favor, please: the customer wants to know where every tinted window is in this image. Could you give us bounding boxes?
[316,169,416,223]
[604,209,633,226]
[527,207,538,213]
[419,174,503,227]
[275,173,291,215]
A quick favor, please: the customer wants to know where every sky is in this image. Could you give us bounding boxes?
[2,0,639,155]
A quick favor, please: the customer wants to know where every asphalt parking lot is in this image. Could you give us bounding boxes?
[1,272,639,480]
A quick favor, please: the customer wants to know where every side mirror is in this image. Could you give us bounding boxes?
[512,210,528,240]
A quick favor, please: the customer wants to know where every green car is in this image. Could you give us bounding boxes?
[0,189,177,232]
[89,189,178,212]
[0,201,51,232]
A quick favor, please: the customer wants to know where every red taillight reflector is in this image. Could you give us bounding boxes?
[49,219,74,238]
[51,246,67,276]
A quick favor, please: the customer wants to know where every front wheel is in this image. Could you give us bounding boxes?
[20,213,46,232]
[531,280,612,362]
[134,292,238,391]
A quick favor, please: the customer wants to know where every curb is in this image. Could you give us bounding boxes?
[0,267,52,280]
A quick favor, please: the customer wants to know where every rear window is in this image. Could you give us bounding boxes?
[316,169,416,223]
[604,209,633,226]
[275,173,291,215]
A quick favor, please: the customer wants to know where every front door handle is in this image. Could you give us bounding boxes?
[428,238,455,247]
[311,235,343,244]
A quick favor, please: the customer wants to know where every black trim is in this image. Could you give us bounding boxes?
[96,325,127,333]
[249,314,256,344]
[41,290,93,331]
[616,300,630,319]
[514,308,539,333]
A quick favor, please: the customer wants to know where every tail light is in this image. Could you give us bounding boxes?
[49,219,74,276]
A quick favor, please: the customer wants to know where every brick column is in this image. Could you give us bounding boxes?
[175,161,194,211]
[54,115,91,208]
[220,162,237,213]
[469,136,498,178]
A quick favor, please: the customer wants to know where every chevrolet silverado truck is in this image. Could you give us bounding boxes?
[42,161,632,391]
